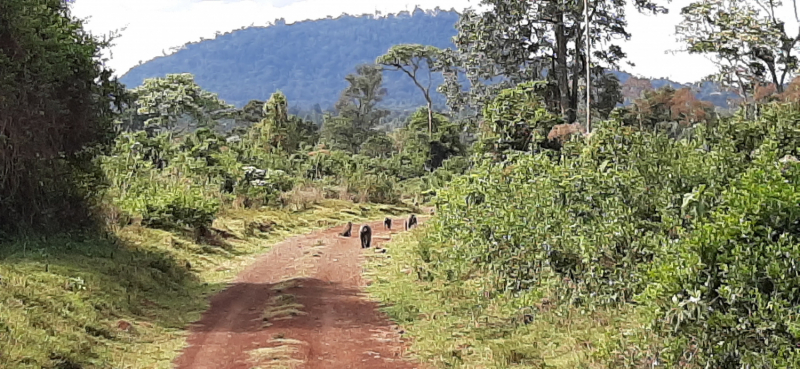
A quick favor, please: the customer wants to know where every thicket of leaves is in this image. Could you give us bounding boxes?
[638,104,800,368]
[418,76,800,365]
[0,0,126,234]
[473,80,563,156]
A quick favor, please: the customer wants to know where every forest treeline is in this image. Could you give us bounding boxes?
[3,0,800,367]
[119,7,740,115]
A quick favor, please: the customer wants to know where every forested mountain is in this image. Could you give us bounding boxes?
[120,8,459,110]
[119,7,740,111]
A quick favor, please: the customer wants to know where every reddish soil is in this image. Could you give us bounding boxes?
[173,217,427,369]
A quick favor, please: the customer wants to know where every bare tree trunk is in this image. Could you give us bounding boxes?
[584,0,591,133]
[767,62,782,93]
[555,11,574,123]
[426,97,433,135]
[570,28,582,121]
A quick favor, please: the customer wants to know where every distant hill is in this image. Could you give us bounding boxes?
[607,70,739,109]
[119,7,740,112]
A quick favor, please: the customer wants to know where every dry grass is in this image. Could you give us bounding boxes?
[261,294,307,327]
[247,338,307,369]
[280,184,326,211]
[338,185,353,202]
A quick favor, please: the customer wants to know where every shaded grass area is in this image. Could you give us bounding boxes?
[364,227,656,369]
[0,199,413,368]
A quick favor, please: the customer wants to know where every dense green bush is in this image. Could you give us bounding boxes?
[417,96,800,366]
[237,167,295,206]
[0,0,126,234]
[641,144,800,367]
[98,91,458,225]
[474,80,563,157]
[100,131,222,233]
[634,104,800,368]
[427,116,706,302]
[140,190,221,233]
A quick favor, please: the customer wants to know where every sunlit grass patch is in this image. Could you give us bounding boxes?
[0,235,211,369]
[364,228,653,369]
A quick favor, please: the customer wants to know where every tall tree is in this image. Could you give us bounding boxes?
[620,76,656,105]
[470,81,564,157]
[676,0,800,101]
[128,73,233,134]
[376,44,443,134]
[236,99,267,126]
[320,114,359,152]
[589,72,624,119]
[439,0,668,123]
[620,86,715,129]
[244,92,318,154]
[334,64,389,131]
[778,75,800,101]
[255,91,289,153]
[390,107,465,172]
[322,64,389,152]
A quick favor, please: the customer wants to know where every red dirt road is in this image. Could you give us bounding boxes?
[173,218,426,369]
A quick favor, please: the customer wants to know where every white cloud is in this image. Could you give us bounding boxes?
[69,0,799,85]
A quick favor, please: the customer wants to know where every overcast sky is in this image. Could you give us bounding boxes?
[69,0,798,84]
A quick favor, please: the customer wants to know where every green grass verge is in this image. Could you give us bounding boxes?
[364,225,657,369]
[0,199,413,369]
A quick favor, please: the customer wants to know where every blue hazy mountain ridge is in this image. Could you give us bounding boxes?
[119,8,739,110]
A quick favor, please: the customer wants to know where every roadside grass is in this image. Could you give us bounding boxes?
[364,227,656,369]
[0,199,413,369]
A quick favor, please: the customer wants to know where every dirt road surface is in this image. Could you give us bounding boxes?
[173,217,426,369]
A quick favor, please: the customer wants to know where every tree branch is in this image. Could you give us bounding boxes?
[394,63,432,100]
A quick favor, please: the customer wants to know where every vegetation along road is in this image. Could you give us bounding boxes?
[6,0,800,367]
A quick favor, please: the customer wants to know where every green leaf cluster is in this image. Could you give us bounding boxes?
[418,96,800,366]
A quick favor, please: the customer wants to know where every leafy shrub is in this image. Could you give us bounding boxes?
[474,80,563,157]
[418,100,800,367]
[346,172,399,203]
[101,136,222,234]
[429,119,686,302]
[139,190,220,232]
[636,106,800,367]
[236,167,295,207]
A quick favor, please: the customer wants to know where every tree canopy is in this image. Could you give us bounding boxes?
[440,0,669,123]
[676,0,800,100]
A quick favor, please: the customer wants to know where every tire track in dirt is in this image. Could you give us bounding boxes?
[173,217,426,369]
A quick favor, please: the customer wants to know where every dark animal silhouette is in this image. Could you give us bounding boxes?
[339,222,352,237]
[384,217,392,230]
[407,214,417,229]
[359,224,372,248]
